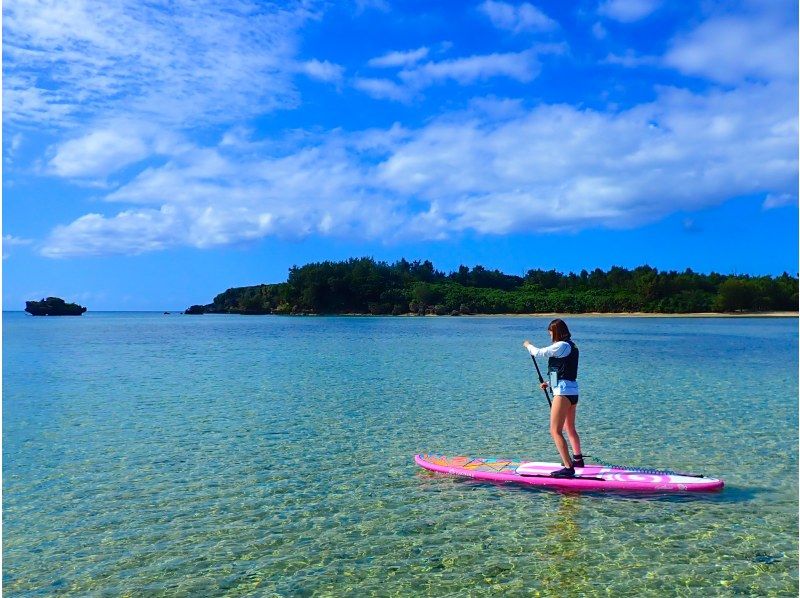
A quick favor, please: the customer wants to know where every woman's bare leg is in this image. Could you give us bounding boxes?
[550,395,573,467]
[563,402,582,457]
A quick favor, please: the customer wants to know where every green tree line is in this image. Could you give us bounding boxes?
[197,258,798,315]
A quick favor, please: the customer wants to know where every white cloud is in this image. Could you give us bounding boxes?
[763,193,797,209]
[25,1,799,257]
[355,47,556,103]
[3,235,33,246]
[297,59,345,83]
[374,82,796,235]
[664,14,798,84]
[592,22,607,40]
[49,126,152,178]
[355,0,390,13]
[42,208,184,257]
[45,120,195,179]
[4,133,24,163]
[479,1,557,33]
[353,78,414,102]
[3,234,33,260]
[598,0,661,22]
[466,97,526,120]
[220,127,255,148]
[368,47,429,68]
[40,80,797,256]
[399,49,542,87]
[40,133,406,256]
[2,0,314,127]
[603,51,658,68]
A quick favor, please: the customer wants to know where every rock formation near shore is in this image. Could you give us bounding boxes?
[25,297,87,316]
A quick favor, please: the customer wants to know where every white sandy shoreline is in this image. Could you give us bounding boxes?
[195,311,797,318]
[457,312,798,318]
[330,311,798,318]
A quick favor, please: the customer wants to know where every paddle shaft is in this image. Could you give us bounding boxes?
[529,354,552,408]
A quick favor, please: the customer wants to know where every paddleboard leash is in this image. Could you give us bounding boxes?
[582,455,705,478]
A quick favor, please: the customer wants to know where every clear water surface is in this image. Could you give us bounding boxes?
[3,313,798,596]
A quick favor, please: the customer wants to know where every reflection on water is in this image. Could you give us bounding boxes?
[538,496,583,594]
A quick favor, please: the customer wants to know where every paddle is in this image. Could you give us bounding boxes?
[529,354,552,408]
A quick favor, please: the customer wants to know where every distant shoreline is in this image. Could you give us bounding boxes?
[4,310,797,318]
[211,311,799,317]
[455,311,799,318]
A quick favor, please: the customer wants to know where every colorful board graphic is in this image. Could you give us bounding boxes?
[415,454,724,493]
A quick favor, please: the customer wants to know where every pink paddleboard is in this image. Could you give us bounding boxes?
[415,454,724,493]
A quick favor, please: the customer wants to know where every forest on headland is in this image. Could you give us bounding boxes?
[187,258,799,315]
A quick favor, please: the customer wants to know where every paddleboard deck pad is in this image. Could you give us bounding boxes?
[415,454,724,493]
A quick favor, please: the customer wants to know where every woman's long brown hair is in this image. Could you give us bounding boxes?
[548,318,572,342]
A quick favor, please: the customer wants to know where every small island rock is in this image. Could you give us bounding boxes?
[25,297,87,316]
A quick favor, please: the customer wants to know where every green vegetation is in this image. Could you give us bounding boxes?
[196,258,798,315]
[25,297,87,316]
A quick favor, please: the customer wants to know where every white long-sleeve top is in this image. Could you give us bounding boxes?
[526,340,572,360]
[525,341,579,396]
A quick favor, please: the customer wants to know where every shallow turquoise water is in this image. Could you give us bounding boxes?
[3,313,798,596]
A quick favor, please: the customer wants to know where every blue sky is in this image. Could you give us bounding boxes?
[3,0,798,310]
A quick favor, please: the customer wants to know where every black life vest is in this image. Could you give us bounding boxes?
[547,340,579,381]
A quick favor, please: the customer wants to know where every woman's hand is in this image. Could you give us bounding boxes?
[522,339,532,349]
[540,382,549,390]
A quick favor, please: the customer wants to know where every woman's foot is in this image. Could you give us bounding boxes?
[551,466,575,478]
[572,454,585,468]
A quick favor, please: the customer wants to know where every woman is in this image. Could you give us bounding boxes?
[523,319,584,478]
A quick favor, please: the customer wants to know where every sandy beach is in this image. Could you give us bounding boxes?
[394,311,799,318]
[462,311,799,318]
